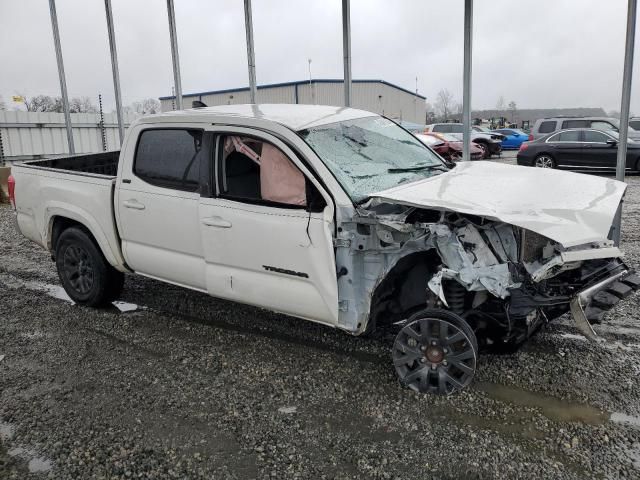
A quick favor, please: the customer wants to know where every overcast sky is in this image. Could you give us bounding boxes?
[1,0,639,113]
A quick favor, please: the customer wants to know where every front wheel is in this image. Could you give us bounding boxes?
[534,154,556,168]
[55,227,124,307]
[392,309,478,395]
[476,142,490,159]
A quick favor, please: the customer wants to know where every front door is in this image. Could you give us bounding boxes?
[546,130,583,167]
[581,129,618,169]
[199,127,339,325]
[116,126,211,291]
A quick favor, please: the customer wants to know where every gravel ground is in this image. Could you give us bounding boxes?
[2,163,640,479]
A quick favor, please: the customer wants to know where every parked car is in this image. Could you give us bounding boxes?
[415,132,484,161]
[492,128,532,150]
[517,128,640,171]
[531,116,640,141]
[9,105,639,395]
[425,123,503,159]
[629,117,640,131]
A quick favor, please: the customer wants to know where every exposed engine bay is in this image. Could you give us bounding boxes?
[334,201,638,352]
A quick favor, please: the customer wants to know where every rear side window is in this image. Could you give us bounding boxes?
[134,129,204,192]
[432,124,449,132]
[548,130,581,142]
[538,121,556,134]
[630,120,640,130]
[591,121,617,132]
[562,120,589,129]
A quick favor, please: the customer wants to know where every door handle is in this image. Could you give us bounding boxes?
[202,216,232,228]
[122,199,146,210]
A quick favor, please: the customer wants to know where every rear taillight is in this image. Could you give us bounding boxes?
[8,174,15,209]
[528,134,534,141]
[519,142,529,152]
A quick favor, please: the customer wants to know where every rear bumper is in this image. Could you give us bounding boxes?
[570,265,640,339]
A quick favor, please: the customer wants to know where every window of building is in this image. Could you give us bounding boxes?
[134,129,203,192]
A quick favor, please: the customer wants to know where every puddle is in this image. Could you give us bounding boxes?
[7,447,53,473]
[476,382,609,425]
[0,420,14,440]
[0,273,143,314]
[278,406,297,414]
[557,333,587,341]
[611,412,640,427]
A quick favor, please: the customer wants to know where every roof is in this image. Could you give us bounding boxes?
[159,79,426,101]
[136,104,377,131]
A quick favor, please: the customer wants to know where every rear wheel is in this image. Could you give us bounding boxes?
[392,309,477,395]
[534,154,555,168]
[55,227,124,307]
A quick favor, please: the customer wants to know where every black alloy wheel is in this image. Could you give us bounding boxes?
[392,309,477,395]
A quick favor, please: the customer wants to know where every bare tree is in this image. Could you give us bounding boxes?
[20,94,61,112]
[126,98,161,115]
[69,96,97,113]
[435,89,454,121]
[141,98,161,114]
[496,96,505,113]
[508,100,517,122]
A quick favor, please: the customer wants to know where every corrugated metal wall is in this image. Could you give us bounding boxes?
[160,81,427,123]
[0,111,140,162]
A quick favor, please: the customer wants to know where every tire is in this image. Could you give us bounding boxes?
[55,226,124,307]
[392,309,478,395]
[476,141,490,159]
[533,154,556,169]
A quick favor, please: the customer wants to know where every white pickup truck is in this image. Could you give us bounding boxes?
[9,104,640,395]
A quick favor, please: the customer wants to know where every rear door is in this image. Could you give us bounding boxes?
[545,130,583,167]
[581,129,618,168]
[198,126,339,325]
[116,125,211,291]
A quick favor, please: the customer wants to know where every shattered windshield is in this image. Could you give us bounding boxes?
[299,116,446,203]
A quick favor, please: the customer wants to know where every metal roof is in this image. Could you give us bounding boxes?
[159,79,427,101]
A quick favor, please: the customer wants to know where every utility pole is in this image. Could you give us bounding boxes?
[48,0,75,155]
[341,0,352,107]
[167,0,183,110]
[244,0,257,103]
[104,0,125,145]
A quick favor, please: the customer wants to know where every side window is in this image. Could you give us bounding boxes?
[562,120,589,129]
[538,121,556,134]
[591,121,617,132]
[548,131,581,142]
[134,129,203,192]
[557,130,581,142]
[433,124,446,132]
[583,130,611,143]
[218,135,324,210]
[630,120,640,130]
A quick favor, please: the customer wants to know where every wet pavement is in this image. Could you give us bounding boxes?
[1,166,640,479]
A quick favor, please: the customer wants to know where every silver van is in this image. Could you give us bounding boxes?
[531,117,640,140]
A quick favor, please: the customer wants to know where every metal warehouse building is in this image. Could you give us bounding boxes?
[159,79,427,124]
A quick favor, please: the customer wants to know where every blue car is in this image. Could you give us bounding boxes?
[492,129,531,149]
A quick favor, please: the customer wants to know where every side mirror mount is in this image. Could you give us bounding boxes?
[606,138,618,147]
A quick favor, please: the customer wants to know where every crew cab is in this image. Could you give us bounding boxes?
[9,104,639,395]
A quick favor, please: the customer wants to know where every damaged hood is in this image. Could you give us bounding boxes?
[372,161,626,248]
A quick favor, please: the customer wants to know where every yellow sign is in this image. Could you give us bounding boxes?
[12,95,24,103]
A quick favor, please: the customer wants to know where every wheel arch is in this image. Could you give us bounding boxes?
[366,250,442,333]
[46,208,126,271]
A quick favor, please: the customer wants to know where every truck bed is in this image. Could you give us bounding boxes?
[22,151,120,177]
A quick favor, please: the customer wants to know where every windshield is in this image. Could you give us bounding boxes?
[299,116,447,203]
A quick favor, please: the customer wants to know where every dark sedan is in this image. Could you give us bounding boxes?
[516,128,640,171]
